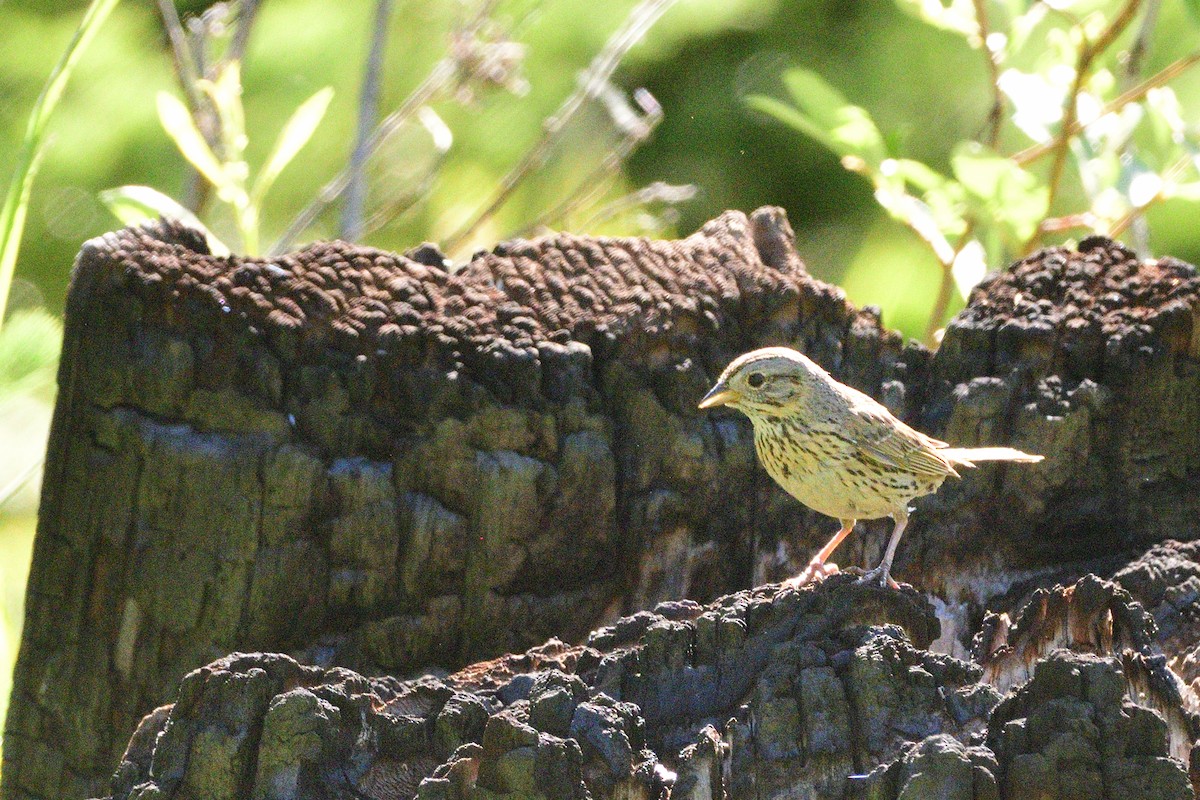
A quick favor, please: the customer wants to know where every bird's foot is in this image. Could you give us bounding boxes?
[856,565,901,590]
[782,558,841,589]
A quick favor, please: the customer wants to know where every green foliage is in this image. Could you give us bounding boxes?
[748,0,1200,340]
[0,309,62,401]
[0,0,118,330]
[98,185,227,253]
[131,64,334,255]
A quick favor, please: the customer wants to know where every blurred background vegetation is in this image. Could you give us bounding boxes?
[2,0,1199,760]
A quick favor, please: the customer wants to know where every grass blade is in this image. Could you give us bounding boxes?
[0,0,121,331]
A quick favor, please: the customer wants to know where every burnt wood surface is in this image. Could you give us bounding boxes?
[3,209,1199,799]
[97,562,1197,800]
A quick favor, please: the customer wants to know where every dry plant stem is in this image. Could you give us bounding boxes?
[229,0,261,63]
[578,181,696,229]
[271,0,500,254]
[1023,0,1143,253]
[342,0,396,242]
[271,59,456,254]
[1108,153,1192,238]
[1118,0,1160,253]
[442,0,678,254]
[156,0,211,211]
[1126,0,1160,78]
[1012,52,1200,166]
[972,0,1003,147]
[922,217,982,345]
[513,91,664,235]
[924,1,1004,344]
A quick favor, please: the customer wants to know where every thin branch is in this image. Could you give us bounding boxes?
[1108,152,1192,238]
[228,0,262,63]
[1118,0,1160,253]
[922,0,1002,343]
[270,0,501,254]
[923,221,977,345]
[0,456,44,511]
[513,85,664,236]
[1023,0,1144,253]
[441,0,678,254]
[1013,51,1200,166]
[270,59,457,254]
[577,181,696,230]
[972,0,1003,148]
[342,0,396,242]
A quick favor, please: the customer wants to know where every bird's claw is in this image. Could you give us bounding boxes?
[856,566,901,590]
[783,558,841,589]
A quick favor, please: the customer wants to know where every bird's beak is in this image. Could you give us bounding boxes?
[698,382,741,409]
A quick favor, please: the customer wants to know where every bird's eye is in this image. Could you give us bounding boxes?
[747,372,766,388]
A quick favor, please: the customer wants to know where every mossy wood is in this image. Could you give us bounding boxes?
[4,209,1199,799]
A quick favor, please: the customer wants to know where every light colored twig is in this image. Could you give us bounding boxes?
[1118,0,1161,253]
[1023,0,1143,254]
[441,0,678,254]
[270,1,501,254]
[577,181,697,230]
[1013,51,1200,166]
[342,0,396,242]
[972,0,1003,148]
[229,0,261,62]
[514,85,664,235]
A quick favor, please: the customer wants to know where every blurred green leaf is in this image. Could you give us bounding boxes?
[748,68,888,171]
[251,87,334,208]
[873,185,956,264]
[0,308,61,397]
[98,185,230,255]
[893,0,979,40]
[1185,0,1200,25]
[156,91,228,192]
[951,142,1047,241]
[0,0,119,331]
[887,158,967,236]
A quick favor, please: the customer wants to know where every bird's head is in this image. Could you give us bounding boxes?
[698,346,825,418]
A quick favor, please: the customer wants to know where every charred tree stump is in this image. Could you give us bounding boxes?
[94,569,1198,800]
[3,209,1199,800]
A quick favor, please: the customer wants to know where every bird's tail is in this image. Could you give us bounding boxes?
[940,447,1044,468]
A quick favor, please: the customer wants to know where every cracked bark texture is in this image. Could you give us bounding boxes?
[95,572,1194,800]
[5,210,1200,800]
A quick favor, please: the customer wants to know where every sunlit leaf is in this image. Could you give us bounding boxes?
[748,69,887,171]
[782,70,888,169]
[1125,168,1163,208]
[746,95,839,153]
[874,185,956,264]
[884,159,967,236]
[1167,181,1200,201]
[998,68,1067,142]
[951,142,1047,241]
[199,62,247,160]
[893,0,980,42]
[156,92,227,190]
[98,185,230,256]
[951,239,987,298]
[250,87,334,207]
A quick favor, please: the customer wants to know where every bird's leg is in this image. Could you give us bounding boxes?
[784,518,856,588]
[859,509,908,588]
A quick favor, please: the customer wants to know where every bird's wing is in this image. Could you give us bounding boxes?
[850,407,958,479]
